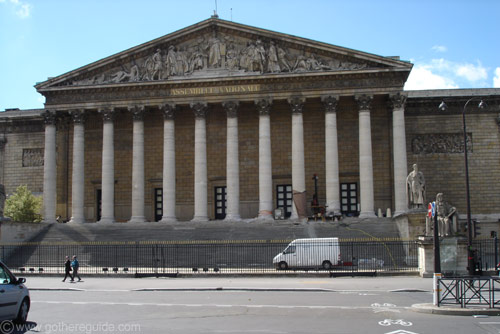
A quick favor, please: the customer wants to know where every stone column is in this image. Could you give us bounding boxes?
[160,103,177,223]
[98,107,115,224]
[322,95,341,215]
[69,110,86,224]
[355,95,376,218]
[223,101,241,221]
[289,97,306,220]
[390,93,409,216]
[191,102,209,222]
[255,99,273,220]
[42,110,57,224]
[128,105,146,223]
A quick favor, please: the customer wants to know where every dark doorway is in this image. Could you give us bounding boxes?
[214,186,227,220]
[154,188,163,222]
[340,183,359,216]
[276,184,293,218]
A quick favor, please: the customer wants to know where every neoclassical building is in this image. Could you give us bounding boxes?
[1,18,499,223]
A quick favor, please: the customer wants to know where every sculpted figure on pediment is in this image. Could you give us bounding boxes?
[68,32,372,86]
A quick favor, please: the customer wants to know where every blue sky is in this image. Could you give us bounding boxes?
[1,0,499,111]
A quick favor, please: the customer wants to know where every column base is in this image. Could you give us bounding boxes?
[258,210,274,220]
[224,215,241,222]
[159,217,177,223]
[98,217,116,224]
[68,217,86,224]
[42,219,57,224]
[359,211,377,219]
[191,216,209,223]
[128,216,147,223]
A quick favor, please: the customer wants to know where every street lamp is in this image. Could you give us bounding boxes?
[438,98,487,276]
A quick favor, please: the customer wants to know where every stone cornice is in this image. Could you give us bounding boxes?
[42,70,408,108]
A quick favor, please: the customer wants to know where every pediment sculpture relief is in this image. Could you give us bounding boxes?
[67,32,370,86]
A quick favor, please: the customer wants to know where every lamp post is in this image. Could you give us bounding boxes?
[438,98,486,276]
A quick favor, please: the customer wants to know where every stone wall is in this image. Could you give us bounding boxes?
[405,107,500,217]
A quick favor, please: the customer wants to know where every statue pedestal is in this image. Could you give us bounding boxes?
[418,236,469,277]
[393,210,426,240]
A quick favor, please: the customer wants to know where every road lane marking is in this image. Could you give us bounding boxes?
[32,300,409,311]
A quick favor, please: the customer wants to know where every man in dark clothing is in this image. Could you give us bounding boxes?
[62,256,73,282]
[71,255,81,282]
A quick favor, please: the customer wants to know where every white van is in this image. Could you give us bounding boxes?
[273,238,341,270]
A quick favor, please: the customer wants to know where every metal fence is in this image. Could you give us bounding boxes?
[473,238,499,273]
[438,276,500,308]
[0,239,419,276]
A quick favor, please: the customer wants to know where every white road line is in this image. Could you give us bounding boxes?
[32,300,408,311]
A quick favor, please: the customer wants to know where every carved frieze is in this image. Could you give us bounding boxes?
[411,133,472,154]
[62,31,372,87]
[22,148,44,167]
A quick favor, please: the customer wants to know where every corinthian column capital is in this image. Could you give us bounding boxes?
[389,92,407,110]
[355,94,373,112]
[43,110,57,125]
[255,98,272,116]
[69,109,86,124]
[128,105,146,121]
[99,106,115,122]
[160,103,176,120]
[191,102,208,118]
[321,95,339,113]
[222,101,239,118]
[288,96,306,114]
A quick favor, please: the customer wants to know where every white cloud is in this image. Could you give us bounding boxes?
[405,58,490,90]
[493,67,500,88]
[456,62,488,82]
[1,0,32,18]
[404,65,459,90]
[432,45,447,53]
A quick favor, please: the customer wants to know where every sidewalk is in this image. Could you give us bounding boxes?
[25,275,432,292]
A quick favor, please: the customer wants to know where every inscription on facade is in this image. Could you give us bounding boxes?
[170,84,260,96]
[22,148,44,167]
[411,133,472,154]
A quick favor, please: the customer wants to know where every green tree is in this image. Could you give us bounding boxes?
[4,185,43,223]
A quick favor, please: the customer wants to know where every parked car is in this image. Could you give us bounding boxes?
[0,260,30,323]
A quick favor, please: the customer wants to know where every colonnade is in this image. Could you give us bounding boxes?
[41,93,408,223]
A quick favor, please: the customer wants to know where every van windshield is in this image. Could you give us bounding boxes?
[283,245,296,254]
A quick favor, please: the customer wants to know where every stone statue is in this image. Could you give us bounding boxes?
[406,163,426,209]
[436,193,458,237]
[151,49,164,80]
[267,41,280,73]
[208,35,225,68]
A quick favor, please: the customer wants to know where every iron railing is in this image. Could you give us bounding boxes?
[438,276,500,308]
[0,239,418,276]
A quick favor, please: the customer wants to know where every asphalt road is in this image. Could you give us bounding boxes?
[3,277,500,334]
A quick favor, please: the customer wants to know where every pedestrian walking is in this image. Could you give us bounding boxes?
[71,255,81,282]
[62,256,73,282]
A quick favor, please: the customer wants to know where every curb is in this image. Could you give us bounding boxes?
[411,303,500,316]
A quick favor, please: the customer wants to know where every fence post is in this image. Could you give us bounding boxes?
[433,273,442,306]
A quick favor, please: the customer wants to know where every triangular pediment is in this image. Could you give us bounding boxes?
[36,18,412,91]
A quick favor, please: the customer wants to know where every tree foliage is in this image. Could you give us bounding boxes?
[4,185,43,223]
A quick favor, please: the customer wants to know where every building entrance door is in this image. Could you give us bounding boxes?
[214,186,227,220]
[276,184,293,218]
[340,183,359,216]
[154,188,163,222]
[96,189,102,221]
